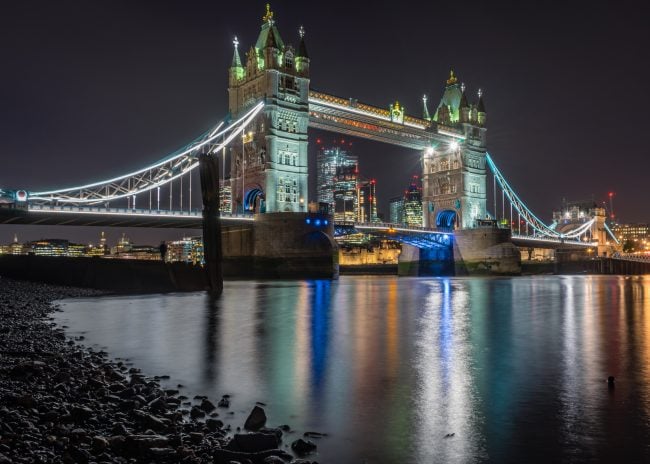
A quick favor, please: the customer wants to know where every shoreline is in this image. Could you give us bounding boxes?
[0,277,320,463]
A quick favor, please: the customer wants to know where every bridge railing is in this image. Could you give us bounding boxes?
[612,253,650,263]
[27,204,254,221]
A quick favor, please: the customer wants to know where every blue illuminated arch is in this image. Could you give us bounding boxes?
[436,210,457,229]
[244,188,264,212]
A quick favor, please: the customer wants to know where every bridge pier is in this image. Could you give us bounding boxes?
[397,244,454,276]
[221,212,339,279]
[453,226,521,275]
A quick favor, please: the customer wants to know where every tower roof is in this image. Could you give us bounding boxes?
[255,4,284,51]
[297,26,309,58]
[230,36,242,68]
[433,70,463,124]
[477,90,486,112]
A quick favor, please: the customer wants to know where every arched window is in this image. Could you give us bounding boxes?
[277,179,284,202]
[440,159,449,171]
[441,184,450,195]
[285,53,294,69]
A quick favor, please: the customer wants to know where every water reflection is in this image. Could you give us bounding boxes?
[56,276,650,463]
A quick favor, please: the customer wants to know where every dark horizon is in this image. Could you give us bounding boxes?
[1,0,648,244]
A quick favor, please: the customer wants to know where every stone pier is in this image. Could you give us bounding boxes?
[221,212,339,279]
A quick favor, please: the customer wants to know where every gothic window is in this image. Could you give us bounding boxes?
[284,52,294,69]
[431,163,437,173]
[451,184,457,193]
[292,154,297,166]
[277,179,284,202]
[441,184,450,195]
[453,160,459,169]
[440,159,449,171]
[292,180,298,203]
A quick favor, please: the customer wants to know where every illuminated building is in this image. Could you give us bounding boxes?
[612,223,650,252]
[389,197,404,225]
[316,143,357,215]
[612,223,649,241]
[24,239,75,257]
[403,176,423,227]
[333,164,358,223]
[165,236,204,265]
[227,6,310,213]
[109,234,160,261]
[220,180,232,213]
[357,179,378,223]
[87,232,109,257]
[0,234,24,256]
[421,71,487,229]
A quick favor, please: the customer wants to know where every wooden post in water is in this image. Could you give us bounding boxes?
[198,152,223,295]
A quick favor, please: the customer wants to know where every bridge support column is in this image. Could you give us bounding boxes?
[198,153,223,295]
[397,244,454,276]
[453,227,521,275]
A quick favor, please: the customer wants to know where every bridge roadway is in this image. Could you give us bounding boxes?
[0,205,595,250]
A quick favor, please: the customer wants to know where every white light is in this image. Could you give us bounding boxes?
[425,147,434,156]
[449,141,459,151]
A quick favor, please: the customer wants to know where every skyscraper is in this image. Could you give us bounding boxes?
[357,179,378,223]
[316,143,358,215]
[389,197,404,225]
[333,164,358,223]
[403,176,423,227]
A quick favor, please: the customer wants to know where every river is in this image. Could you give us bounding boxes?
[55,275,650,463]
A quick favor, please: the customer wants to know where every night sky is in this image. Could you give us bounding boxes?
[1,0,648,246]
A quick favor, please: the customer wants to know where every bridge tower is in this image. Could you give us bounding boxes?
[422,71,487,229]
[227,5,310,214]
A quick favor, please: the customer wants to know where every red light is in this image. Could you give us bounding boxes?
[316,138,321,144]
[608,192,614,197]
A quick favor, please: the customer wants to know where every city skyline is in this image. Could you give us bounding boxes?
[0,1,648,245]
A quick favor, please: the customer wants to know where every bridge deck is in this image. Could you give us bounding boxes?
[0,206,253,229]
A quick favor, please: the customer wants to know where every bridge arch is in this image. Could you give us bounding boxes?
[436,210,457,229]
[244,187,264,213]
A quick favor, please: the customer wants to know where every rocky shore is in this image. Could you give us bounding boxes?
[0,278,320,463]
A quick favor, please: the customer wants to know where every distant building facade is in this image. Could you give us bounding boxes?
[403,176,423,227]
[389,197,404,225]
[357,179,378,223]
[165,236,204,265]
[316,144,358,215]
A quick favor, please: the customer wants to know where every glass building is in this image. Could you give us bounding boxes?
[403,176,423,227]
[357,179,378,223]
[316,144,358,215]
[389,196,404,225]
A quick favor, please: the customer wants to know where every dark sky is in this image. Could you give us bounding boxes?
[1,0,648,246]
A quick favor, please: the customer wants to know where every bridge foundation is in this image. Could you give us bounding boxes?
[221,212,338,279]
[453,227,521,275]
[397,245,454,276]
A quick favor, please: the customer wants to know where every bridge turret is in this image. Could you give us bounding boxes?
[476,89,487,126]
[459,84,470,123]
[296,26,310,76]
[229,36,245,86]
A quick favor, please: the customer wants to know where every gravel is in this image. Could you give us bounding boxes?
[0,277,319,463]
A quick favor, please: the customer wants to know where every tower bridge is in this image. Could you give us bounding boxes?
[0,4,621,277]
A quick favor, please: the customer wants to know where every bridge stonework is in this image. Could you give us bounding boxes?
[422,74,488,230]
[227,9,310,214]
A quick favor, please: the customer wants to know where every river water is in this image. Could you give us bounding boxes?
[55,275,650,463]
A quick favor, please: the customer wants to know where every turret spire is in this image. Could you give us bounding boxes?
[422,94,431,120]
[297,25,309,58]
[231,36,242,68]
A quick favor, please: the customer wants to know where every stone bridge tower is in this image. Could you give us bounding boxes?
[421,71,487,229]
[227,4,310,214]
